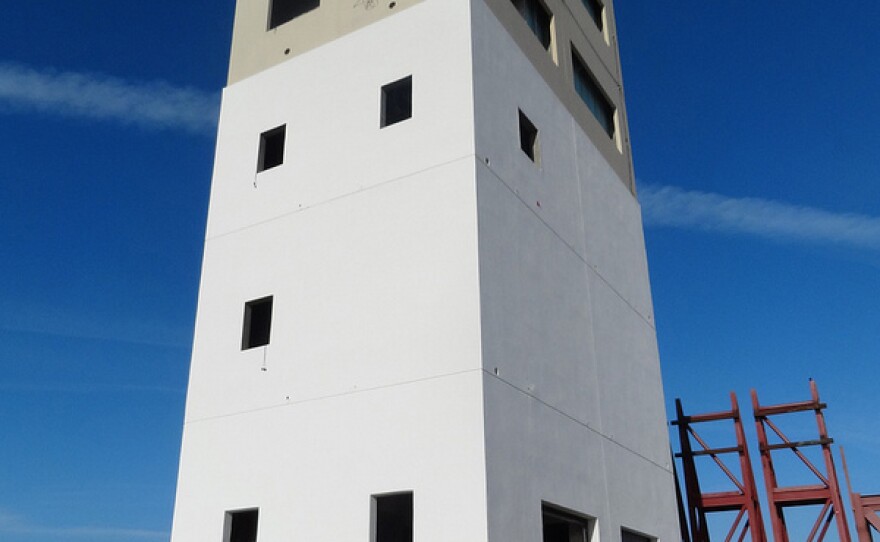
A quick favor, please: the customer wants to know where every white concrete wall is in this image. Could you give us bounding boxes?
[469,1,679,541]
[173,0,679,540]
[171,1,490,540]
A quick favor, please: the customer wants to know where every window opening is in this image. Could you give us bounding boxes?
[581,0,603,31]
[258,125,286,172]
[381,76,413,128]
[518,109,540,164]
[542,503,594,542]
[242,296,273,350]
[372,492,413,542]
[571,48,615,138]
[621,529,653,542]
[511,0,553,50]
[225,509,259,542]
[269,0,319,30]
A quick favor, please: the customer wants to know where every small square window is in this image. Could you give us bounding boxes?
[258,125,286,172]
[224,508,259,542]
[581,0,604,31]
[372,492,413,542]
[242,296,273,350]
[269,0,320,30]
[381,76,413,128]
[511,0,553,50]
[542,503,594,542]
[518,109,540,164]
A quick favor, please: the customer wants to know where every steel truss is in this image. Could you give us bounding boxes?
[674,394,767,542]
[751,380,851,542]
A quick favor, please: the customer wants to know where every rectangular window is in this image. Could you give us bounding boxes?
[511,0,553,50]
[242,296,273,350]
[571,48,615,138]
[372,492,413,542]
[381,76,413,128]
[258,125,286,172]
[622,529,653,542]
[581,0,603,31]
[224,509,259,542]
[542,503,594,542]
[268,0,319,30]
[518,109,540,164]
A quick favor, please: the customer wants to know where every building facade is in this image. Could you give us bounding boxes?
[170,1,678,541]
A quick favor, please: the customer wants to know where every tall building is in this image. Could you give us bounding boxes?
[170,1,678,541]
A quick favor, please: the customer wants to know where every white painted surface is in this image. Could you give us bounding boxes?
[172,1,489,540]
[172,0,678,540]
[470,1,679,541]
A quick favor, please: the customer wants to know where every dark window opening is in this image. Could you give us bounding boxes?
[622,530,652,542]
[572,48,615,138]
[258,125,286,172]
[518,109,540,163]
[511,0,553,50]
[225,509,259,542]
[373,492,413,542]
[542,503,593,542]
[581,0,603,31]
[242,296,273,350]
[269,0,319,30]
[381,76,413,128]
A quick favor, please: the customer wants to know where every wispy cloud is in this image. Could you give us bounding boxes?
[0,302,192,349]
[0,62,219,134]
[640,184,880,250]
[0,510,168,541]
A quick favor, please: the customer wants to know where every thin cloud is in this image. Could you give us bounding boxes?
[0,62,219,134]
[639,184,880,250]
[0,510,167,540]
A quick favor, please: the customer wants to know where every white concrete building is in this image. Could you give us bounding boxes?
[170,1,678,541]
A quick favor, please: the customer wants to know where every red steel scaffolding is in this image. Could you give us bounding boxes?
[842,447,880,542]
[673,394,767,542]
[751,380,851,542]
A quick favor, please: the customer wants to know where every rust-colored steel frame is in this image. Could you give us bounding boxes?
[673,394,767,542]
[751,380,851,542]
[842,447,880,542]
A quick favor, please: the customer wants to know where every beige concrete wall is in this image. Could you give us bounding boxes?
[228,0,425,84]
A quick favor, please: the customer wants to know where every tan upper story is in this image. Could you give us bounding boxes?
[228,0,426,85]
[227,0,634,191]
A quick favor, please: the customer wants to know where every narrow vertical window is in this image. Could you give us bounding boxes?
[571,48,615,138]
[372,492,413,542]
[511,0,553,50]
[224,509,259,542]
[242,296,273,350]
[258,125,286,172]
[518,109,540,164]
[581,0,604,31]
[381,76,413,128]
[542,503,594,542]
[268,0,320,30]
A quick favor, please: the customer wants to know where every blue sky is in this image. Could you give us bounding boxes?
[0,2,877,541]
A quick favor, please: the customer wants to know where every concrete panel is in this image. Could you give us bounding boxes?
[602,439,680,542]
[588,272,669,467]
[172,370,488,541]
[208,0,475,238]
[472,0,590,261]
[475,0,633,188]
[483,374,610,542]
[185,159,481,422]
[577,132,655,322]
[476,165,601,430]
